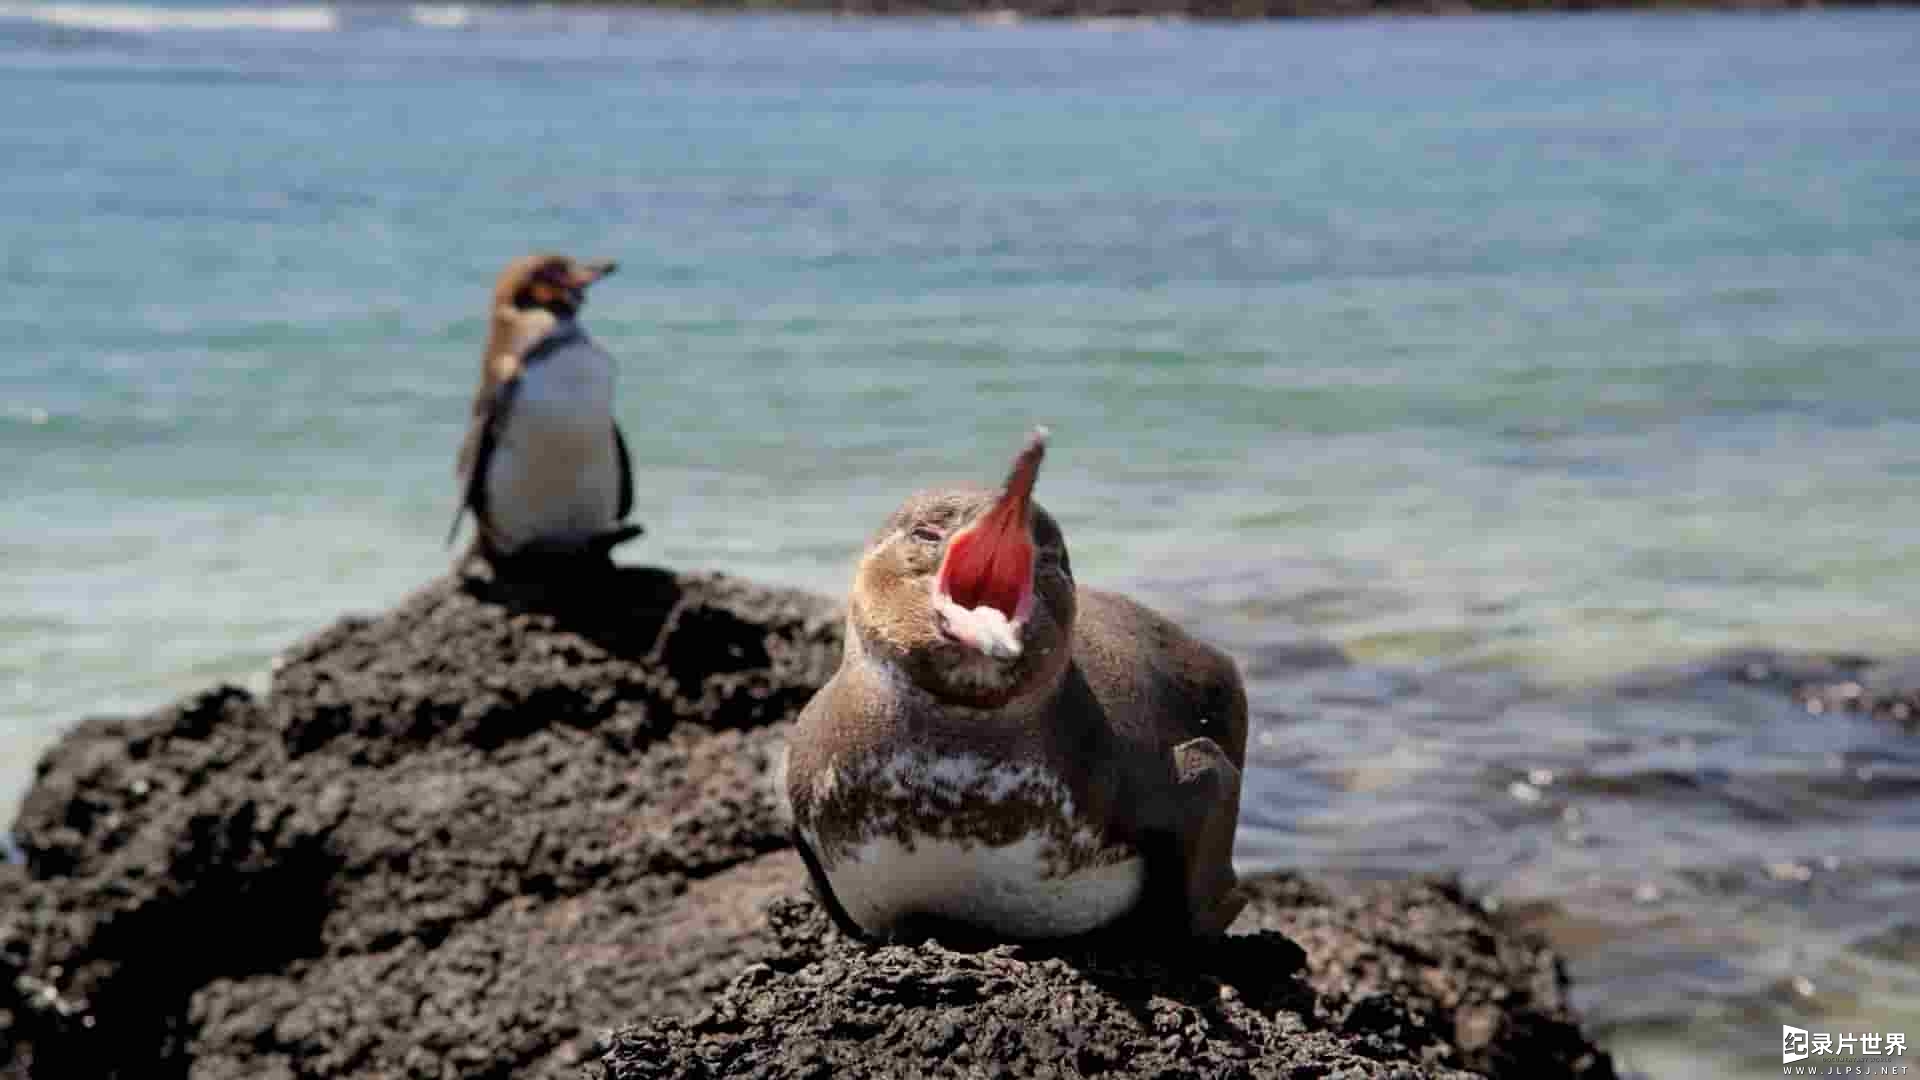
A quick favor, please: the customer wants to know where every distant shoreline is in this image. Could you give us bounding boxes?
[548,0,1912,19]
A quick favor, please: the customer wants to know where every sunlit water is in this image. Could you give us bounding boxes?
[3,4,1917,1075]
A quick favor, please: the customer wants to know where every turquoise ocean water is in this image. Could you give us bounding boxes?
[3,4,1917,1075]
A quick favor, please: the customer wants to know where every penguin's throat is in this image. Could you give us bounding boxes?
[933,521,1034,660]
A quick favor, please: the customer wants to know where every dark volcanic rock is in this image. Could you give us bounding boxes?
[1236,876,1610,1078]
[1770,655,1920,730]
[1620,648,1920,731]
[596,877,1612,1080]
[1,565,839,1080]
[2,561,1615,1080]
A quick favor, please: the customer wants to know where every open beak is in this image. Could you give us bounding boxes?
[571,259,617,288]
[539,259,615,312]
[564,259,616,302]
[933,428,1048,659]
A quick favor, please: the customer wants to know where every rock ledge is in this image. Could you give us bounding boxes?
[3,566,1612,1079]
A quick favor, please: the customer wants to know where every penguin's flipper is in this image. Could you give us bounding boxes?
[448,373,522,548]
[790,826,877,945]
[613,421,635,522]
[1167,736,1246,937]
[1127,737,1245,938]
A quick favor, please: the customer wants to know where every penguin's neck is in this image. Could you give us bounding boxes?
[520,317,588,368]
[848,628,1063,722]
[483,307,568,385]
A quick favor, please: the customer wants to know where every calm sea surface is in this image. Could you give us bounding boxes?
[3,4,1917,1075]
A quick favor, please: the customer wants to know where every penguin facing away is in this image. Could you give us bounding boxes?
[449,253,642,563]
[782,429,1249,942]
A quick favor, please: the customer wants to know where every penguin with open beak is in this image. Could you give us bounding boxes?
[781,429,1249,942]
[449,253,642,565]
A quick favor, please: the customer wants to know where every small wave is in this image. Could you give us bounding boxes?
[408,3,469,28]
[0,2,338,32]
[1073,14,1183,30]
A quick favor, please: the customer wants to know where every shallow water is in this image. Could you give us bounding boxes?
[3,4,1917,1075]
[1145,566,1920,1078]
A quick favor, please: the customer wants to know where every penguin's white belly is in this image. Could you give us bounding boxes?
[800,751,1146,939]
[486,347,619,552]
[829,830,1145,939]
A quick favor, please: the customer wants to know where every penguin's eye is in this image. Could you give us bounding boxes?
[910,525,944,545]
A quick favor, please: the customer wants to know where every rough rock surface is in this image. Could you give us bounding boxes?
[1,565,839,1079]
[3,562,1616,1079]
[1726,649,1920,730]
[597,875,1612,1080]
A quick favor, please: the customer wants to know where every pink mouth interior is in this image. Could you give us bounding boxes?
[936,522,1034,621]
[933,428,1047,623]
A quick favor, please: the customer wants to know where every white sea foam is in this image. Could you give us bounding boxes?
[408,4,469,28]
[1073,14,1182,30]
[0,2,339,32]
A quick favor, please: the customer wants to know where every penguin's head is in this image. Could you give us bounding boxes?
[492,253,617,320]
[848,428,1075,709]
